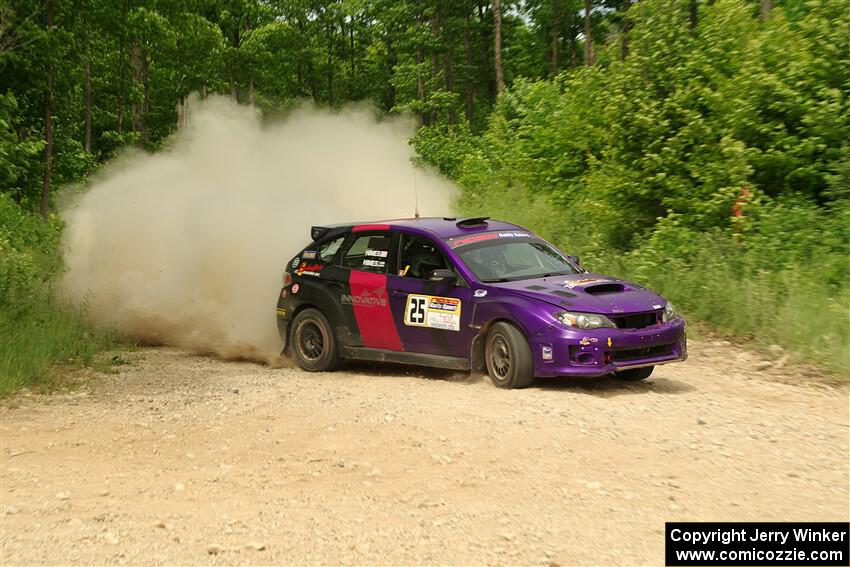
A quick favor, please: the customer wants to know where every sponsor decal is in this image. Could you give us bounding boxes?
[341,287,387,308]
[404,294,462,332]
[275,307,287,317]
[473,289,487,298]
[291,257,300,269]
[579,337,598,346]
[563,277,612,289]
[362,258,386,268]
[296,263,324,277]
[449,231,533,248]
[449,233,499,248]
[607,337,612,348]
[541,345,553,360]
[291,283,300,294]
[364,249,389,258]
[301,250,317,260]
[652,304,662,309]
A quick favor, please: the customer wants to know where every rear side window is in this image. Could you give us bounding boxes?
[341,233,391,273]
[319,236,344,263]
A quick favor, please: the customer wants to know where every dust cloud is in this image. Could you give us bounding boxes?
[60,96,456,364]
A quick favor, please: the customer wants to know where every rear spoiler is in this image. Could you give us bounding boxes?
[310,226,332,241]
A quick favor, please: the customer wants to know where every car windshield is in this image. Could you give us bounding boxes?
[453,238,579,282]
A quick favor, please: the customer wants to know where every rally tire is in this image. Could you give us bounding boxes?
[290,308,341,372]
[615,366,654,381]
[484,322,535,389]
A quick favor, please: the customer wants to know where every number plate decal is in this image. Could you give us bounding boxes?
[404,294,462,332]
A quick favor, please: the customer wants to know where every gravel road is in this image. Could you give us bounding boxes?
[1,340,848,565]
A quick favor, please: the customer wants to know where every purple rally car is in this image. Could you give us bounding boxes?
[276,217,686,388]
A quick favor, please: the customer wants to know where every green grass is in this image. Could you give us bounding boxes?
[0,300,125,395]
[610,252,850,377]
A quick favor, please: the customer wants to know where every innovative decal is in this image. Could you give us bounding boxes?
[341,287,387,308]
[404,294,462,332]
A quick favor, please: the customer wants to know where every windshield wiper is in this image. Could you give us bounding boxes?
[480,277,513,283]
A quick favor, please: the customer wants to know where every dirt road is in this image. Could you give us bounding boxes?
[1,340,848,566]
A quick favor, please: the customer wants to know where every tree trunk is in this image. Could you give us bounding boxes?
[229,71,238,101]
[130,42,144,146]
[493,0,504,93]
[177,97,185,129]
[116,0,128,135]
[621,0,631,60]
[141,53,150,147]
[248,76,255,105]
[760,0,772,21]
[40,0,54,218]
[549,0,560,76]
[348,16,355,97]
[583,0,595,66]
[444,51,456,125]
[479,3,495,103]
[689,0,698,31]
[84,53,92,154]
[569,33,577,69]
[416,47,426,125]
[326,22,334,105]
[463,14,474,123]
[385,37,397,111]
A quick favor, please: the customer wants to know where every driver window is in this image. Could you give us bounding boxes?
[397,234,450,279]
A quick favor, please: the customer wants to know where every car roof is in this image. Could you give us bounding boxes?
[342,217,529,240]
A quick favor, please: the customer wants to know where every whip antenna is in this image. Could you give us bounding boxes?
[413,167,420,219]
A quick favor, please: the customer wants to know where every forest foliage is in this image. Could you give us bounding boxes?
[1,0,848,385]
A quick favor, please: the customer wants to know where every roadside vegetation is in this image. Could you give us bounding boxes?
[414,0,850,375]
[1,0,847,391]
[0,195,121,394]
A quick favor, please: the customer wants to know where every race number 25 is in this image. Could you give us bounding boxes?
[405,296,428,326]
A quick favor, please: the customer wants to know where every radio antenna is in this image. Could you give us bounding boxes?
[413,167,420,219]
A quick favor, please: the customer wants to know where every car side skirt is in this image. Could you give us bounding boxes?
[339,346,470,371]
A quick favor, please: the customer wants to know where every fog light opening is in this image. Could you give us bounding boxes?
[575,352,595,365]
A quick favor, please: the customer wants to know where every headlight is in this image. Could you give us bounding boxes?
[662,301,679,322]
[556,311,616,329]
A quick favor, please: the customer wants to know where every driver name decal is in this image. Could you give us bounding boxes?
[404,294,462,332]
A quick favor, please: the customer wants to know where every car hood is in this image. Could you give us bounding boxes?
[490,273,665,314]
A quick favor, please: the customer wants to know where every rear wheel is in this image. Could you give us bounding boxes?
[485,322,534,389]
[290,308,341,372]
[614,366,654,381]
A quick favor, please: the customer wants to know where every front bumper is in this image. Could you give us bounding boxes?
[530,317,687,378]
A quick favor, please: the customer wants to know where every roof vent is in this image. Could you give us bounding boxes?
[456,216,490,228]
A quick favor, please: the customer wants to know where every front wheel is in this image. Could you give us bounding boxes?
[484,322,534,389]
[614,366,654,381]
[290,308,341,372]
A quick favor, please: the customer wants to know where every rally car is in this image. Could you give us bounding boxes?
[276,217,686,389]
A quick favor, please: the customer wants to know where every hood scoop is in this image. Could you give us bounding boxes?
[583,282,627,295]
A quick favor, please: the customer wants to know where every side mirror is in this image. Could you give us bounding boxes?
[429,269,456,283]
[567,255,580,266]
